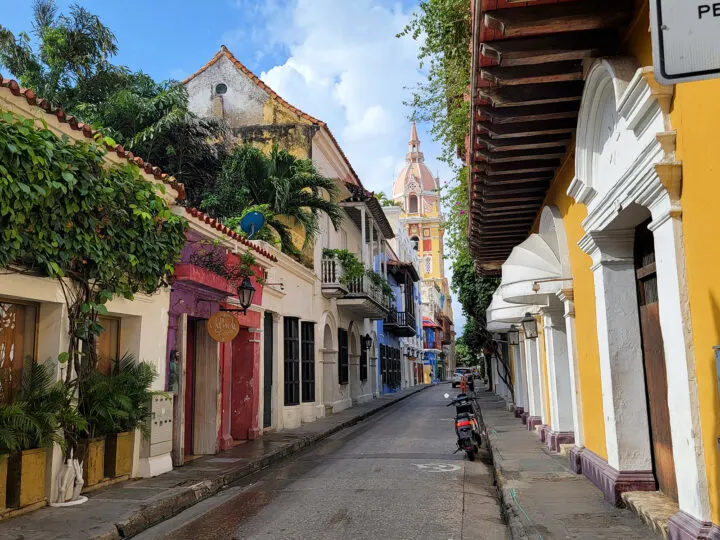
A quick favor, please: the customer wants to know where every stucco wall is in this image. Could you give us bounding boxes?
[533,155,608,460]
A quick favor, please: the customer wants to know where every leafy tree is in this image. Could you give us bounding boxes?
[203,144,343,256]
[398,0,471,165]
[0,112,186,439]
[0,0,228,207]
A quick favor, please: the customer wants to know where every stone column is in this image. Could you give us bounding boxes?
[523,332,543,431]
[542,308,575,452]
[557,288,585,473]
[580,230,655,505]
[649,203,711,528]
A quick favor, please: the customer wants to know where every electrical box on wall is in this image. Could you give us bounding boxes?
[140,394,174,458]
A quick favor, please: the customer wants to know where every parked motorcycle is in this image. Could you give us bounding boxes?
[444,392,481,461]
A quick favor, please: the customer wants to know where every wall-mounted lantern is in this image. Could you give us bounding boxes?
[521,313,538,339]
[508,325,520,345]
[221,277,256,315]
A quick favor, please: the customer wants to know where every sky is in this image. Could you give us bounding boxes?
[0,0,466,334]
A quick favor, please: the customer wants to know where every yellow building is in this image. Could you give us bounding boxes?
[392,124,455,376]
[471,1,720,537]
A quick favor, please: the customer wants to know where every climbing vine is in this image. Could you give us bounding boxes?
[0,111,186,392]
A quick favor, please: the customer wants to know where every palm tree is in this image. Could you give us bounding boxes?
[203,144,343,255]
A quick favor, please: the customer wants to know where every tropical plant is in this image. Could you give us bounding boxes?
[366,269,395,299]
[0,1,229,208]
[203,144,343,256]
[189,241,264,287]
[225,204,281,246]
[322,248,366,284]
[376,191,401,208]
[80,353,156,439]
[0,360,86,453]
[0,111,186,439]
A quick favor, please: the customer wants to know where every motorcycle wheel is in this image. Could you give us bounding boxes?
[466,448,476,461]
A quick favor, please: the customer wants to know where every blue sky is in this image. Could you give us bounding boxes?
[0,0,466,334]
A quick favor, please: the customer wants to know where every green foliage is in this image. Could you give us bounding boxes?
[375,191,401,208]
[189,240,264,287]
[0,109,186,419]
[398,0,471,165]
[322,248,365,284]
[203,144,343,256]
[225,204,281,246]
[365,269,395,299]
[0,1,228,208]
[80,353,156,439]
[0,359,86,453]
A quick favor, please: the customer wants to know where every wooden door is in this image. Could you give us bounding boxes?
[263,312,273,428]
[635,221,678,501]
[184,320,196,455]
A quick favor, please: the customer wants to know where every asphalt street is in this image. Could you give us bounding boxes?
[135,384,508,540]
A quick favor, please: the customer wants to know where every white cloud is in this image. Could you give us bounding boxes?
[246,0,464,333]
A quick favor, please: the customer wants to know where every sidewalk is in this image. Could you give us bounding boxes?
[0,385,430,540]
[475,390,661,540]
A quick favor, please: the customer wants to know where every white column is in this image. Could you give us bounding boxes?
[511,343,525,411]
[543,309,575,435]
[369,216,375,269]
[558,288,584,448]
[523,333,543,421]
[649,206,711,521]
[360,206,367,266]
[582,230,653,472]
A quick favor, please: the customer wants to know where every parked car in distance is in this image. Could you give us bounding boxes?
[452,367,471,388]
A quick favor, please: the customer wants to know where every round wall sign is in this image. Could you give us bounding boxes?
[207,311,240,342]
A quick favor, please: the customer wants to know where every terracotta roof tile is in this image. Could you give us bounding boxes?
[185,208,277,262]
[183,46,364,188]
[0,74,186,199]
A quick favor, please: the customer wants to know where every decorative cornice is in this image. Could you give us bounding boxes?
[567,176,597,205]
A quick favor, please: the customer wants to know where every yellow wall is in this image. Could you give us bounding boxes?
[533,154,608,459]
[671,78,720,523]
[623,0,720,520]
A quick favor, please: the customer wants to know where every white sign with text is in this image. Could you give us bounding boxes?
[650,1,720,83]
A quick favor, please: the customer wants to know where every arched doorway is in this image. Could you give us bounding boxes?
[321,316,337,414]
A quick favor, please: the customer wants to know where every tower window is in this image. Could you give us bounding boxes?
[215,83,228,95]
[411,236,419,251]
[408,194,418,213]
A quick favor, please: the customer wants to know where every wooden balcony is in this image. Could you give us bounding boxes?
[384,310,417,337]
[320,258,390,319]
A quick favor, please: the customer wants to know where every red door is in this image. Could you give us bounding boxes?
[635,221,678,501]
[184,320,196,456]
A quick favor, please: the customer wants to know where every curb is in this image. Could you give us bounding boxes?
[473,399,532,540]
[93,385,430,540]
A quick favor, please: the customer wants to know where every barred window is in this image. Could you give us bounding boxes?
[338,328,349,384]
[301,322,315,402]
[283,317,300,406]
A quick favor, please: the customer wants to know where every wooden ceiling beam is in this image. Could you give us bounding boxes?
[474,147,566,163]
[476,160,560,175]
[480,29,617,67]
[481,60,583,86]
[475,133,570,151]
[477,102,579,125]
[484,1,632,39]
[477,118,577,139]
[477,81,583,108]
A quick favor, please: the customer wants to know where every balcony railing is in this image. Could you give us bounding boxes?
[346,275,388,307]
[320,258,347,298]
[385,310,417,337]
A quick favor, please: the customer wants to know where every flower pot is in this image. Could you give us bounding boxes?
[6,447,47,508]
[104,431,134,478]
[0,453,7,511]
[80,437,106,487]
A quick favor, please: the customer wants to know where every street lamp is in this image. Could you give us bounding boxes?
[362,334,372,350]
[237,277,256,313]
[508,325,520,345]
[521,313,538,339]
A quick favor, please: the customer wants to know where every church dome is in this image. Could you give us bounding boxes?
[392,123,439,200]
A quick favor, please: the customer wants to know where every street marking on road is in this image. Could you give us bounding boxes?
[413,463,461,472]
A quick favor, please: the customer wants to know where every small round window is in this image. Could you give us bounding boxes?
[215,83,228,95]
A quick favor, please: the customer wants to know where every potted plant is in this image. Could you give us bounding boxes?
[3,361,83,509]
[104,354,156,479]
[322,249,366,285]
